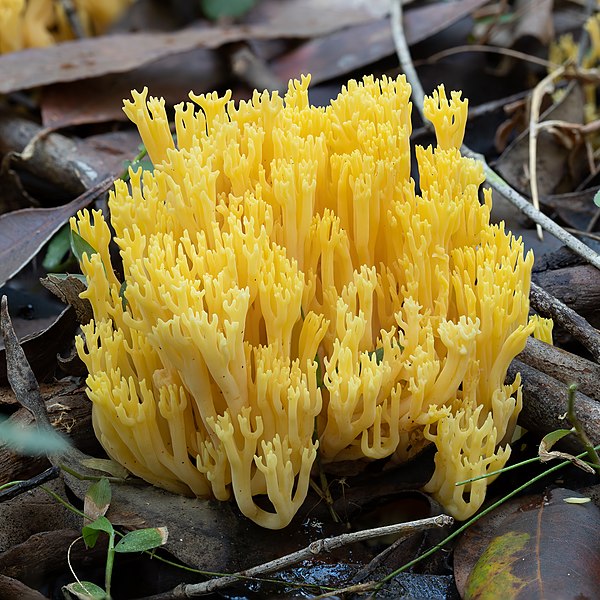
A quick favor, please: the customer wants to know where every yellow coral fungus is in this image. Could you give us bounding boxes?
[530,315,554,345]
[72,75,537,528]
[549,13,600,124]
[0,0,131,53]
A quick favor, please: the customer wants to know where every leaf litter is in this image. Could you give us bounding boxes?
[1,0,600,598]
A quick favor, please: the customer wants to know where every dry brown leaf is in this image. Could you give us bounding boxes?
[0,0,391,95]
[273,0,490,85]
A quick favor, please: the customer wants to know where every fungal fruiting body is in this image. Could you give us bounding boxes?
[0,0,132,53]
[73,75,537,528]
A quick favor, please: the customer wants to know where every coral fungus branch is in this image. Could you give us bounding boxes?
[74,73,537,528]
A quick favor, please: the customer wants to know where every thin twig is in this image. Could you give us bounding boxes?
[416,44,559,70]
[0,466,60,502]
[528,66,568,240]
[312,582,377,599]
[228,43,287,94]
[565,227,600,243]
[391,0,427,126]
[467,88,535,119]
[57,0,87,39]
[138,515,453,599]
[462,146,600,270]
[536,117,600,138]
[390,0,600,270]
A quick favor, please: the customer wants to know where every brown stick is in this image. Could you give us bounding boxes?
[510,359,600,450]
[518,337,600,401]
[533,264,600,327]
[530,281,600,363]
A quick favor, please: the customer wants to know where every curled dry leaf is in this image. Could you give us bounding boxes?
[538,429,596,473]
[41,275,92,325]
[0,0,391,95]
[272,0,490,85]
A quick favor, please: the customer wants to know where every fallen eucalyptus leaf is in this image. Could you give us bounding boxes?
[455,488,600,600]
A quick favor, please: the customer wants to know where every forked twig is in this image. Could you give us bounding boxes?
[528,66,568,240]
[138,515,453,599]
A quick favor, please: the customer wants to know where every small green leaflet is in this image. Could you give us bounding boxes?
[201,0,256,20]
[84,477,112,521]
[82,516,114,549]
[594,189,600,207]
[539,428,574,452]
[314,353,323,389]
[114,527,168,553]
[538,428,595,473]
[80,458,129,479]
[70,229,98,264]
[43,224,73,271]
[121,145,153,181]
[368,347,385,364]
[119,280,128,310]
[45,272,88,284]
[63,581,106,600]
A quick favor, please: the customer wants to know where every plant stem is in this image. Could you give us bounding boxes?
[59,462,126,484]
[567,383,600,468]
[0,480,24,490]
[455,455,542,485]
[105,531,116,599]
[375,444,600,589]
[40,485,87,519]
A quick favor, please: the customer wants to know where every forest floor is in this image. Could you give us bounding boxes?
[1,1,600,599]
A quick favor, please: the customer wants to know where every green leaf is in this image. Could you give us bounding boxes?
[70,229,98,264]
[82,516,114,549]
[594,189,600,207]
[119,280,128,310]
[80,458,130,479]
[42,225,73,271]
[368,347,385,364]
[201,0,256,20]
[0,417,69,456]
[84,478,111,521]
[314,353,323,390]
[539,428,573,452]
[114,527,168,553]
[121,156,153,182]
[63,581,107,600]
